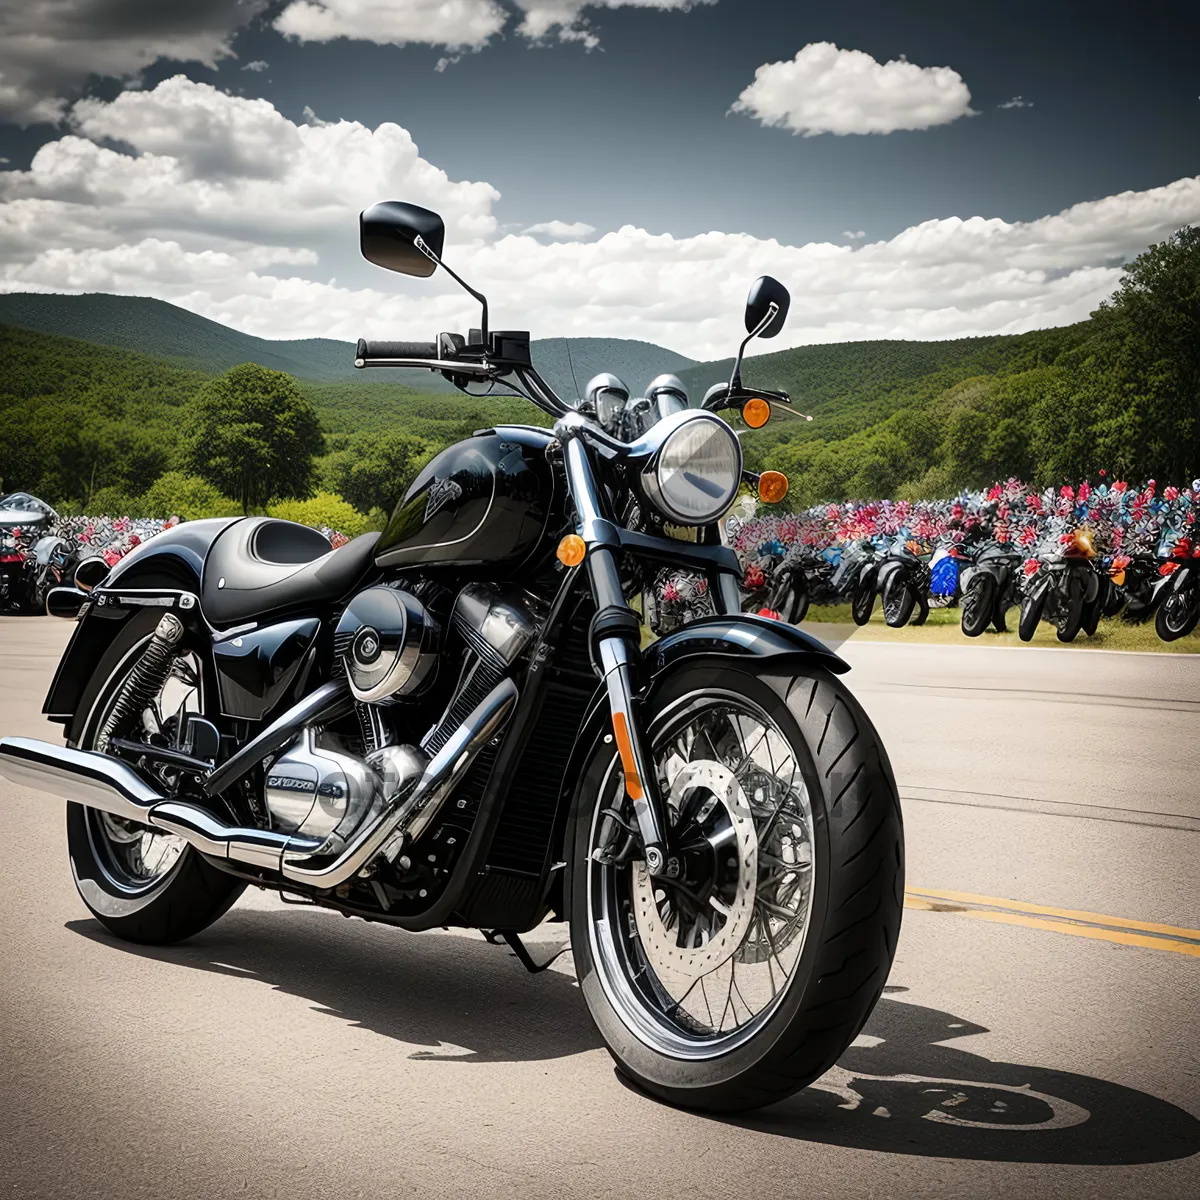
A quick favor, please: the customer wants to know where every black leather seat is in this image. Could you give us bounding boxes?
[201,517,379,626]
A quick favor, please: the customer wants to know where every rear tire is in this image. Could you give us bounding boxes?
[569,659,903,1112]
[65,610,244,945]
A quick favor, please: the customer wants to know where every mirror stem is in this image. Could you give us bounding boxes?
[415,235,489,345]
[728,302,778,392]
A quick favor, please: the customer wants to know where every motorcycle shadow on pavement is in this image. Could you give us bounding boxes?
[705,985,1200,1165]
[68,915,1199,1165]
[66,906,601,1064]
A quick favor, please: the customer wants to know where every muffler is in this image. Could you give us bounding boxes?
[0,674,518,890]
[0,736,323,871]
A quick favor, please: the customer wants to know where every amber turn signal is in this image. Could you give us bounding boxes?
[742,397,770,428]
[758,470,789,504]
[557,534,587,567]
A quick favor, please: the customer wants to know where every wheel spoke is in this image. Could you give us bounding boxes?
[590,693,817,1052]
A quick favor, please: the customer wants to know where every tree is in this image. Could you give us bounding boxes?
[325,430,437,516]
[1090,226,1200,482]
[181,363,324,513]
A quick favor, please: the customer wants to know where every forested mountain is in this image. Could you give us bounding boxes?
[0,292,695,403]
[2,225,1195,514]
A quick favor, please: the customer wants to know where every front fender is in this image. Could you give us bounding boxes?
[554,613,849,884]
[643,613,849,677]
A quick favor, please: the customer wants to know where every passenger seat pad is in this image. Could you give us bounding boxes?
[201,517,379,626]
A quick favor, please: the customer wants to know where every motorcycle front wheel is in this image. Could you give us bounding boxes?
[1018,589,1044,642]
[569,658,904,1112]
[1056,572,1087,643]
[1156,575,1200,641]
[961,573,995,637]
[882,574,916,628]
[850,578,876,625]
[766,571,809,624]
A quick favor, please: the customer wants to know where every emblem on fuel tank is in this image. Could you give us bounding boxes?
[425,477,463,519]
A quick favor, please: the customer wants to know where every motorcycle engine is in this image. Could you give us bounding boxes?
[260,582,537,851]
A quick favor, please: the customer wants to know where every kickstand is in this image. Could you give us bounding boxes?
[483,929,568,975]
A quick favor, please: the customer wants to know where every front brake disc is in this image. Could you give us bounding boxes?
[631,760,758,990]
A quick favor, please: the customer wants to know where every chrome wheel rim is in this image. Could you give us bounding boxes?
[587,690,817,1060]
[81,643,198,895]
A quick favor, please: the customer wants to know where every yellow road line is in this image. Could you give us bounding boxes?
[904,887,1200,957]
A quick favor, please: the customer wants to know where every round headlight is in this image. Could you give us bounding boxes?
[642,414,742,525]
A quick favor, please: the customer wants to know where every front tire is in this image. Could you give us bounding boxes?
[961,573,995,637]
[65,610,244,944]
[1156,573,1200,642]
[882,573,915,628]
[1018,588,1044,642]
[850,576,876,625]
[1056,571,1087,642]
[569,659,904,1112]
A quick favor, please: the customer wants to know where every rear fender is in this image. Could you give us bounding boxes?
[41,518,237,725]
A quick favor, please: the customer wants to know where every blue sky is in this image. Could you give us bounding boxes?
[0,0,1196,356]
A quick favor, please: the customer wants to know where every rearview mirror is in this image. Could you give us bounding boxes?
[360,201,445,278]
[745,275,790,339]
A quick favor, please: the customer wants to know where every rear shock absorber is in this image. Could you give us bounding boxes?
[95,613,186,753]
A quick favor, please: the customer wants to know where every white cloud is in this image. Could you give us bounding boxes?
[0,0,268,125]
[732,42,975,137]
[523,219,596,239]
[0,0,716,121]
[843,230,866,241]
[514,1,715,49]
[999,95,1033,109]
[274,0,508,50]
[2,78,1199,363]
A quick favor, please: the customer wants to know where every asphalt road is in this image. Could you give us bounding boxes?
[2,618,1198,1199]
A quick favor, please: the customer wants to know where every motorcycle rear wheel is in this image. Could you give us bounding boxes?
[569,659,903,1112]
[65,610,244,944]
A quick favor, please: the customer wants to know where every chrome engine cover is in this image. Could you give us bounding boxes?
[264,727,384,853]
[335,586,439,704]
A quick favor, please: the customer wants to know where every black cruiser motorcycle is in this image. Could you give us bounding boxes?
[0,202,902,1113]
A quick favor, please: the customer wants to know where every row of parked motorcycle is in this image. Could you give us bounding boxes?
[730,477,1200,644]
[0,494,173,614]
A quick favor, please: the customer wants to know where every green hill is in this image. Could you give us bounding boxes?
[2,222,1196,511]
[679,327,1083,444]
[0,292,695,404]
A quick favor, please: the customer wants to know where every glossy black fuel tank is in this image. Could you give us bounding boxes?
[375,426,557,572]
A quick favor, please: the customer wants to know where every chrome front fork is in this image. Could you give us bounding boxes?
[561,432,669,873]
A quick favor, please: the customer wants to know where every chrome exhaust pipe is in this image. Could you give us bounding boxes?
[0,736,324,871]
[280,676,517,889]
[0,675,518,891]
[0,736,161,823]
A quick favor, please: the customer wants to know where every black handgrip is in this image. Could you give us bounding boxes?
[356,338,438,360]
